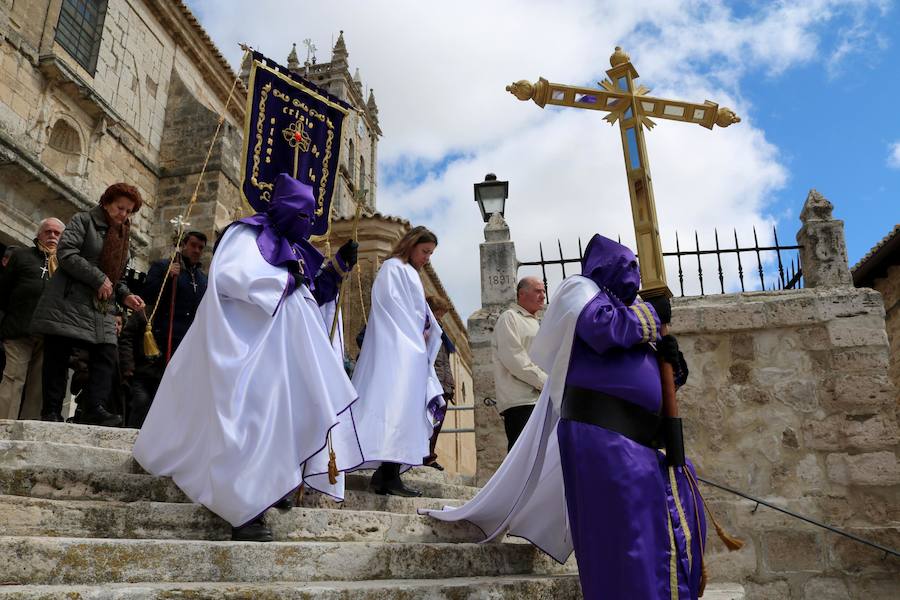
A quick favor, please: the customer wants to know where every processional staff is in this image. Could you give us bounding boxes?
[506,46,746,558]
[506,46,741,418]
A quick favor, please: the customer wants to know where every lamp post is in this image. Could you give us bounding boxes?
[473,173,509,222]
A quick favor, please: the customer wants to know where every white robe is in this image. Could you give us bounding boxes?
[133,224,363,527]
[421,275,598,563]
[349,257,444,471]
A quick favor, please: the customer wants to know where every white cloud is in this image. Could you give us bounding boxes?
[889,141,900,169]
[186,0,890,318]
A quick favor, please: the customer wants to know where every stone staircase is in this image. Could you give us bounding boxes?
[0,420,745,598]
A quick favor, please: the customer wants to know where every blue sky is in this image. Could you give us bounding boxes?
[188,0,900,317]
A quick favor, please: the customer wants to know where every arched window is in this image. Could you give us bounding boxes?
[347,138,355,179]
[48,119,81,154]
[359,155,366,193]
[43,118,83,176]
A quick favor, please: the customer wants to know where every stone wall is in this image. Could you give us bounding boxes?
[673,287,899,599]
[871,265,900,394]
[0,0,244,271]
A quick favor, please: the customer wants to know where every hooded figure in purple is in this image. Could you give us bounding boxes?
[559,234,705,599]
[135,174,364,543]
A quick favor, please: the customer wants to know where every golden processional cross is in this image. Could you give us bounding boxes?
[507,46,741,299]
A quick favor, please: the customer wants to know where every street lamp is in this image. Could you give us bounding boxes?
[473,173,509,222]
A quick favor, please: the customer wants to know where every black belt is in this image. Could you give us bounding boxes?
[560,385,663,449]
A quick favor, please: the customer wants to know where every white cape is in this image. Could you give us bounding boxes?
[421,276,598,563]
[133,224,363,527]
[349,257,444,471]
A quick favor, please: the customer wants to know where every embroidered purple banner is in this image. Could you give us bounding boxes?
[241,51,351,236]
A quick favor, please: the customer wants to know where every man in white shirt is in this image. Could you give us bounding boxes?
[492,276,547,450]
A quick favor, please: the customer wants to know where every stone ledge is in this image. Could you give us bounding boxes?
[0,494,481,544]
[0,465,462,514]
[671,287,886,334]
[0,537,551,585]
[0,576,586,600]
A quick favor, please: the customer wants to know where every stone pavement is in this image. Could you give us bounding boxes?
[0,420,745,598]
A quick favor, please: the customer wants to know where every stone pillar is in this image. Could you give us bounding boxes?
[796,189,853,288]
[469,212,518,484]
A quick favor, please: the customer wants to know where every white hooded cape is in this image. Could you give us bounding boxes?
[349,257,444,471]
[421,275,598,563]
[133,224,363,527]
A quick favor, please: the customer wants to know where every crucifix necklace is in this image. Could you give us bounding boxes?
[40,261,49,279]
[187,267,198,293]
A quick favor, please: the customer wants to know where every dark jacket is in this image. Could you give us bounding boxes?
[0,245,53,339]
[140,256,207,354]
[30,206,132,345]
[119,310,163,381]
[434,332,456,402]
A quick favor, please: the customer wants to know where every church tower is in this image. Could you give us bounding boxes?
[288,31,381,218]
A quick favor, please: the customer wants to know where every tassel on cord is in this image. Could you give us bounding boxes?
[700,563,708,597]
[710,514,745,551]
[143,321,161,358]
[327,430,338,485]
[686,468,744,551]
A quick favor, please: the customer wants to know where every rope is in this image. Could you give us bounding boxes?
[144,47,250,356]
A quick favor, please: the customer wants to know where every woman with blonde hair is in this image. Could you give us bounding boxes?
[350,225,444,496]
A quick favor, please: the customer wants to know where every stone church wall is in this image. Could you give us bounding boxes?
[674,288,899,599]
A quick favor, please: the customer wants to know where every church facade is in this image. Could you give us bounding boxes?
[0,0,475,473]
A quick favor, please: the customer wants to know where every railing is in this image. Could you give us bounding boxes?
[442,404,475,434]
[699,476,900,561]
[519,227,803,301]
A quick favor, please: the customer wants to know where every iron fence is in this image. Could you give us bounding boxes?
[519,227,803,301]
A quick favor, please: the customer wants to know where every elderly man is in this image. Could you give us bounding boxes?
[492,276,547,450]
[0,218,65,419]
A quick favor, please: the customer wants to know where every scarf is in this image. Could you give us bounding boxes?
[97,209,131,284]
[35,240,58,277]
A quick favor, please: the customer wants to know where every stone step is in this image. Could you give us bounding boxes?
[0,494,481,544]
[0,467,464,513]
[0,420,138,452]
[0,581,748,600]
[0,575,584,599]
[0,420,478,487]
[0,537,561,585]
[0,440,478,500]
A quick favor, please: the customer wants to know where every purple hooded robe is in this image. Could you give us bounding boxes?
[558,234,707,600]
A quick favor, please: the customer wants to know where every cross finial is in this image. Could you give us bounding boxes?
[302,38,317,64]
[169,215,190,232]
[610,46,630,67]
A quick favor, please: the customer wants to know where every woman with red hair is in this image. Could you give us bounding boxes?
[31,182,146,426]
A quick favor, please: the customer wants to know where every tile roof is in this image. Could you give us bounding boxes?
[852,224,900,286]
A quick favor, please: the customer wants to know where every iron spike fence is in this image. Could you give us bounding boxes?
[519,227,803,301]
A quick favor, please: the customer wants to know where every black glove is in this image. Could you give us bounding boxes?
[286,259,308,288]
[657,334,680,365]
[662,416,685,467]
[337,239,359,270]
[647,296,672,324]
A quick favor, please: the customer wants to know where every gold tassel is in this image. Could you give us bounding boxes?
[327,431,338,485]
[712,517,745,551]
[143,323,161,359]
[699,563,708,597]
[686,469,744,551]
[703,503,745,551]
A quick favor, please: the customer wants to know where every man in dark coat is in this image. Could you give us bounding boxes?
[141,231,208,360]
[0,218,65,419]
